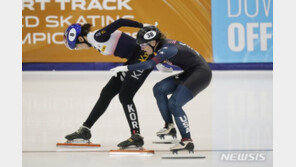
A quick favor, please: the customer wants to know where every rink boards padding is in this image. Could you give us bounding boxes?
[22,62,273,71]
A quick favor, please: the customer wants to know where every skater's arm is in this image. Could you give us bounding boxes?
[94,18,143,42]
[109,45,177,76]
[127,45,178,71]
[102,18,144,34]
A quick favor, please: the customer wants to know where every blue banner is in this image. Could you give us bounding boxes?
[212,0,273,63]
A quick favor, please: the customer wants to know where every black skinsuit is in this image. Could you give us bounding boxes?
[83,19,153,135]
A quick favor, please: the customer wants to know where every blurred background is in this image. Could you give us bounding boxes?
[22,0,273,154]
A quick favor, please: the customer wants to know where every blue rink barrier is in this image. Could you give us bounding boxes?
[22,62,273,71]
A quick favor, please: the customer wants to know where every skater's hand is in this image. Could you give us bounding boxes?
[156,63,173,73]
[110,66,128,77]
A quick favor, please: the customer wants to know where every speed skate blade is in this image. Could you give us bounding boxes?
[153,141,174,144]
[56,141,101,152]
[162,153,206,159]
[109,148,155,156]
[153,138,178,144]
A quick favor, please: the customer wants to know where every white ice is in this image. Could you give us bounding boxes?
[23,151,272,167]
[22,71,273,167]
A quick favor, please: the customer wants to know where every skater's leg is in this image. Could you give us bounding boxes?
[168,85,194,139]
[83,76,122,128]
[168,69,212,153]
[153,76,177,124]
[119,69,153,135]
[168,68,211,139]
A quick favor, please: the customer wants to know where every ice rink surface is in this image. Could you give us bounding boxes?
[23,151,272,167]
[23,71,273,166]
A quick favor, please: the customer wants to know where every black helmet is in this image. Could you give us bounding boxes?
[136,26,161,45]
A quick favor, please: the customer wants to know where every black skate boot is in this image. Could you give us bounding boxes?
[65,126,91,142]
[170,138,194,154]
[117,134,144,149]
[156,123,177,139]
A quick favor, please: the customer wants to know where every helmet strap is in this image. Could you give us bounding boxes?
[153,41,161,52]
[81,36,92,47]
[147,43,155,51]
[76,35,92,47]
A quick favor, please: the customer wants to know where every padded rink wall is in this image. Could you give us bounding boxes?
[22,71,272,151]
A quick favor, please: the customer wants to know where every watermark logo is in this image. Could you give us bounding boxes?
[220,152,266,161]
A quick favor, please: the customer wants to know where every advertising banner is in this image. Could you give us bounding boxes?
[22,0,212,63]
[212,0,273,63]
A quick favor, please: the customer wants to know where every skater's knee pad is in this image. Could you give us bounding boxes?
[153,82,169,97]
[168,97,187,116]
[153,83,162,97]
[118,91,134,104]
[167,98,179,114]
[100,87,117,99]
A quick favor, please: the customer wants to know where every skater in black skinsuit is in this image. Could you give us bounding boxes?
[64,19,172,149]
[111,26,212,153]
